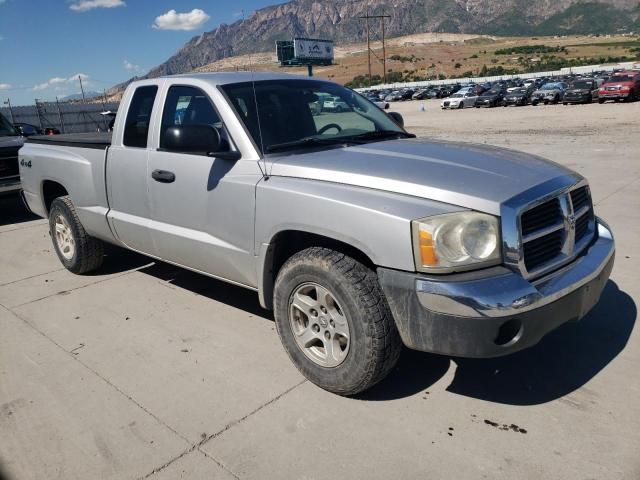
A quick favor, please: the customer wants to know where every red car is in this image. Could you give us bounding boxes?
[598,71,640,103]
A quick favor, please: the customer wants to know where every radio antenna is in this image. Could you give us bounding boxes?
[243,9,267,177]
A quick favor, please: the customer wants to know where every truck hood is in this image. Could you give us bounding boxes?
[268,138,573,215]
[0,136,24,149]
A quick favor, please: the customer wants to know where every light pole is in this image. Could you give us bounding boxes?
[3,98,15,123]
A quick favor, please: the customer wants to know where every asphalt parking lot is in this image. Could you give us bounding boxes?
[1,100,639,480]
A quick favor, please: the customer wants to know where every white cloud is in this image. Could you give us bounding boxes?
[123,59,142,72]
[33,73,90,91]
[0,83,11,91]
[69,0,125,12]
[152,9,210,31]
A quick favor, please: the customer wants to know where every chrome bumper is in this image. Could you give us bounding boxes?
[378,219,615,358]
[417,220,614,319]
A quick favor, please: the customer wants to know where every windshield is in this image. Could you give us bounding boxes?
[540,83,559,90]
[0,112,17,137]
[610,75,634,83]
[571,81,593,89]
[221,79,406,154]
[510,88,528,94]
[451,93,464,98]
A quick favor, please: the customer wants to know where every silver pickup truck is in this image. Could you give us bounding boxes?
[0,111,23,196]
[19,72,615,395]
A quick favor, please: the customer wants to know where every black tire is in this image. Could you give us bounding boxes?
[563,102,568,106]
[49,196,104,274]
[458,102,464,109]
[598,99,605,104]
[274,247,402,396]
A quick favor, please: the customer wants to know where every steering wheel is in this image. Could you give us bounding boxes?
[318,123,342,135]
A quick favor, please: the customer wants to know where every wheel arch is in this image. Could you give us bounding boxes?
[42,179,69,215]
[258,229,376,310]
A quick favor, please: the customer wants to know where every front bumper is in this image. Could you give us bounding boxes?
[599,91,631,100]
[378,220,615,358]
[0,176,21,196]
[564,94,591,103]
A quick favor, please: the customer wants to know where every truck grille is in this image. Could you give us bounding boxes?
[519,184,595,276]
[0,147,20,179]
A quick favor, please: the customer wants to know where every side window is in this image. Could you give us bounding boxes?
[160,85,228,152]
[123,86,158,148]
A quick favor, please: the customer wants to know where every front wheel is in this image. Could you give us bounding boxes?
[49,196,104,274]
[274,247,402,396]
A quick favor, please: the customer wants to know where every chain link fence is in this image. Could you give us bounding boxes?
[1,100,120,134]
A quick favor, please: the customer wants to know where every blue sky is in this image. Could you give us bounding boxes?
[0,0,274,105]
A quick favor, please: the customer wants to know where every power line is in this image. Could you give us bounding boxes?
[359,11,391,85]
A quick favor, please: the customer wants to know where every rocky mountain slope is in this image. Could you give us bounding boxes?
[118,0,639,87]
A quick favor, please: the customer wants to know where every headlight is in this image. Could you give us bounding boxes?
[412,212,501,273]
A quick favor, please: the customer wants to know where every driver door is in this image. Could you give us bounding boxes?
[147,84,261,287]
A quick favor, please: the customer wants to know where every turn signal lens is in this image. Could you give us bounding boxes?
[418,229,438,266]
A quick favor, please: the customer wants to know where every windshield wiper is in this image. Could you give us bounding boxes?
[345,130,416,143]
[266,136,352,153]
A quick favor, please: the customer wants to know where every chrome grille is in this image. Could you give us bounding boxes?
[0,146,20,179]
[521,198,562,236]
[519,184,595,277]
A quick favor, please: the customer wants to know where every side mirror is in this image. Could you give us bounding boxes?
[163,125,221,153]
[387,111,404,127]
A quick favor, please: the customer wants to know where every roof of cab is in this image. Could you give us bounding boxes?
[156,71,324,86]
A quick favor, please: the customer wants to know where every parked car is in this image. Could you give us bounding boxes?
[598,71,640,103]
[412,89,430,100]
[531,82,568,105]
[322,96,351,112]
[13,123,60,136]
[475,85,508,108]
[384,91,403,102]
[19,73,615,396]
[366,96,389,110]
[563,78,602,105]
[441,89,478,109]
[399,89,414,101]
[0,111,23,196]
[503,86,534,106]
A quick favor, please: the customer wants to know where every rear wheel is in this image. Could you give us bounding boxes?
[274,247,402,396]
[49,196,104,274]
[598,98,605,104]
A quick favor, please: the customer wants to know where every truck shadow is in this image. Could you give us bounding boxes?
[362,280,635,404]
[137,259,273,320]
[0,194,38,226]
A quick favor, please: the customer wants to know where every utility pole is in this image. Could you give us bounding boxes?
[78,75,87,104]
[359,11,391,86]
[55,96,66,134]
[365,10,372,85]
[3,98,15,123]
[34,99,44,130]
[381,11,387,83]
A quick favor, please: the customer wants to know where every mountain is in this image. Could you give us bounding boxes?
[60,91,102,102]
[126,0,640,83]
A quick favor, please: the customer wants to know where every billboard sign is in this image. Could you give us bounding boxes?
[293,38,334,61]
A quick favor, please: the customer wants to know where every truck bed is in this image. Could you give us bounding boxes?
[25,132,112,150]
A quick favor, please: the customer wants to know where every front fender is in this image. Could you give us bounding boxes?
[255,176,465,272]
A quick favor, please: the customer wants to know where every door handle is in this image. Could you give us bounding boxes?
[152,169,175,183]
